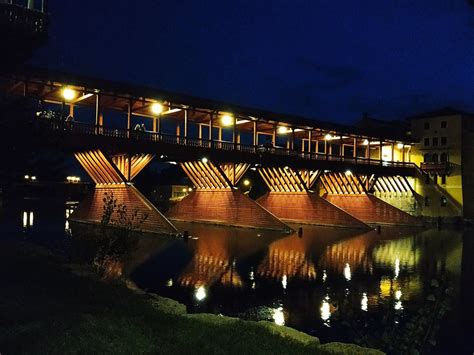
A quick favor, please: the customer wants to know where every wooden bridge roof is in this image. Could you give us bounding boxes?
[3,66,415,144]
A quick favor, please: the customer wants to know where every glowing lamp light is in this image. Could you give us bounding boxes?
[24,175,30,180]
[278,126,290,134]
[363,139,369,145]
[273,307,285,326]
[343,263,351,281]
[320,296,331,324]
[201,157,208,164]
[325,134,332,140]
[151,102,163,115]
[182,188,187,193]
[221,114,234,126]
[397,143,404,149]
[62,87,76,101]
[243,179,250,186]
[31,176,37,181]
[361,292,368,312]
[188,187,193,192]
[195,286,207,301]
[345,170,352,176]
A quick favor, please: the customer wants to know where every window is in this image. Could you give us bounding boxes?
[432,137,438,146]
[441,137,447,145]
[424,138,430,146]
[441,175,446,184]
[432,153,438,162]
[441,196,447,207]
[425,196,430,206]
[441,121,447,128]
[424,153,431,162]
[440,152,448,162]
[424,122,430,130]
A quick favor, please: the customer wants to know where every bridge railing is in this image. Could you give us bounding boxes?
[46,120,414,169]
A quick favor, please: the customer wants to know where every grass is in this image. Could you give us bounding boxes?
[0,240,382,354]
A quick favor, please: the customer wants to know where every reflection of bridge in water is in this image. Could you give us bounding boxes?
[2,69,422,231]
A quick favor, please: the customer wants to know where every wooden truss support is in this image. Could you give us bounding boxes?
[319,172,367,195]
[75,150,154,185]
[258,167,320,193]
[180,160,250,190]
[365,175,414,196]
[74,150,127,185]
[111,153,155,181]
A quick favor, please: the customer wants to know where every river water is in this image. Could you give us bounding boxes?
[1,197,472,354]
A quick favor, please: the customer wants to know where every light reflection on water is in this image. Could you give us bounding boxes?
[22,211,34,228]
[2,200,470,351]
[125,222,465,346]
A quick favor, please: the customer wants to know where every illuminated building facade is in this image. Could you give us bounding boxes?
[409,108,474,219]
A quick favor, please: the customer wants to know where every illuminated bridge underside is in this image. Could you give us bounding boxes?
[167,161,291,231]
[320,172,420,226]
[256,167,370,229]
[71,150,177,234]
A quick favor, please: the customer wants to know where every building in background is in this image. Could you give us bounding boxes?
[409,108,473,220]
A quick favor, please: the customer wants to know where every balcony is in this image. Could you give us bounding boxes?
[420,161,454,175]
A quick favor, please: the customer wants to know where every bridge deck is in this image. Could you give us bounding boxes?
[41,121,416,175]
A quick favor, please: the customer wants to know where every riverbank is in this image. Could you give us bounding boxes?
[0,240,383,354]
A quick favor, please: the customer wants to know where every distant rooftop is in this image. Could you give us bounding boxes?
[407,107,472,120]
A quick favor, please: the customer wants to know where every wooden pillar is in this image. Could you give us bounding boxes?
[366,139,369,159]
[402,145,405,163]
[308,130,312,154]
[233,115,237,150]
[291,128,295,150]
[184,109,188,138]
[218,127,222,141]
[253,120,258,146]
[95,94,102,133]
[379,141,383,164]
[69,104,74,117]
[209,113,214,145]
[127,99,132,137]
[272,125,276,146]
[340,136,344,160]
[391,143,395,162]
[176,123,180,137]
[353,138,357,159]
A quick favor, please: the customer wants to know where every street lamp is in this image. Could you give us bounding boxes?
[62,87,76,101]
[151,102,163,115]
[221,114,233,126]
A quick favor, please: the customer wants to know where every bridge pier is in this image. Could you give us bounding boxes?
[166,160,292,231]
[70,149,177,234]
[321,172,421,226]
[255,167,370,229]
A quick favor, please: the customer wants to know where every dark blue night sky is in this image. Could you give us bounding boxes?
[33,1,474,124]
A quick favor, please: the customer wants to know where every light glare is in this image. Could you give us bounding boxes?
[151,102,163,114]
[62,88,76,101]
[221,114,233,126]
